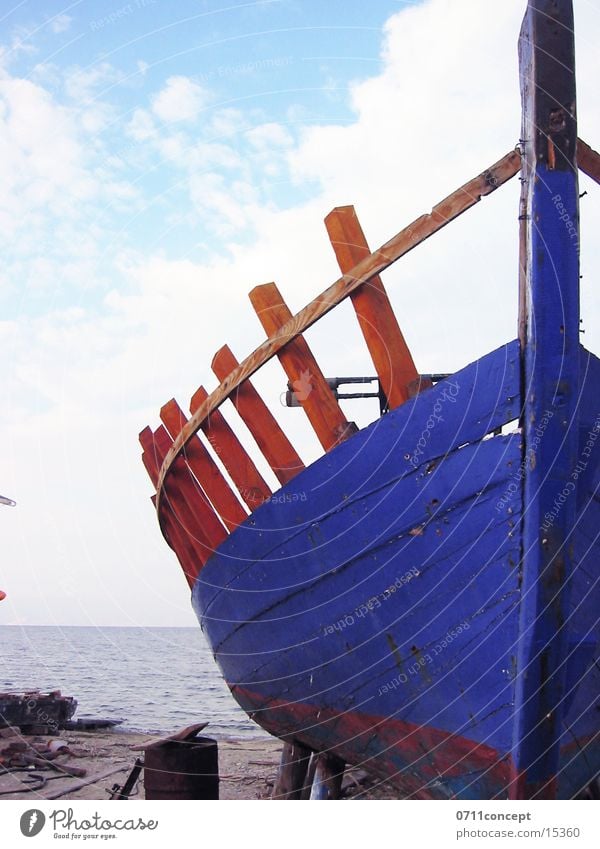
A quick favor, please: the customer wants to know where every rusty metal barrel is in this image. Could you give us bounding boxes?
[144,735,219,800]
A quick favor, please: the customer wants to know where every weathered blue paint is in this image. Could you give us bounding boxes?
[512,0,581,798]
[194,349,524,799]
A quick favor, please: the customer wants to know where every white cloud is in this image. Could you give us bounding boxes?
[0,28,37,67]
[126,107,156,141]
[207,107,246,138]
[50,14,72,34]
[151,76,207,123]
[64,62,121,102]
[0,76,95,230]
[188,172,258,234]
[191,142,241,171]
[247,122,293,150]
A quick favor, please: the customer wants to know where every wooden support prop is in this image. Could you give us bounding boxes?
[212,344,305,485]
[160,398,247,532]
[249,282,357,451]
[156,149,520,509]
[325,205,423,409]
[140,428,209,587]
[272,741,312,800]
[153,426,227,558]
[190,386,272,510]
[309,753,346,800]
[44,766,129,801]
[577,137,600,186]
[21,754,87,778]
[300,752,318,800]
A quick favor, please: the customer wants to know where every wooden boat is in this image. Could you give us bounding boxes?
[140,0,600,799]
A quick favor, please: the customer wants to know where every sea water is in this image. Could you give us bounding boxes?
[0,626,266,738]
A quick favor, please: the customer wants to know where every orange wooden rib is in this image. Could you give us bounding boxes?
[153,426,227,559]
[248,283,356,452]
[150,494,196,590]
[212,344,305,486]
[160,398,247,532]
[141,426,223,573]
[190,385,272,510]
[140,427,203,588]
[325,205,420,409]
[577,138,600,186]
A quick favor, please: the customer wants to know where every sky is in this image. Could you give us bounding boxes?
[1,0,599,627]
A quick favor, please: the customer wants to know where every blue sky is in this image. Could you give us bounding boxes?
[1,0,599,626]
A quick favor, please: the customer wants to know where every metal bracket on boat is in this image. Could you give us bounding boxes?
[285,374,450,415]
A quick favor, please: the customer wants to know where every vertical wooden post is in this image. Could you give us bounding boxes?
[140,428,203,588]
[272,741,312,800]
[249,282,356,451]
[325,205,422,409]
[512,0,580,800]
[153,425,228,558]
[212,344,305,485]
[190,386,272,510]
[160,398,248,531]
[309,753,346,800]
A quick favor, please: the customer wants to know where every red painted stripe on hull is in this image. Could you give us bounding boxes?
[234,686,512,799]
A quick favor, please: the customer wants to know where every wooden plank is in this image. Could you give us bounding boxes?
[212,344,305,485]
[577,138,600,186]
[309,753,345,800]
[190,385,272,510]
[44,766,129,801]
[140,428,201,588]
[147,492,197,590]
[141,426,222,574]
[249,282,356,451]
[160,398,247,532]
[156,149,520,507]
[153,426,227,559]
[513,0,580,801]
[324,205,421,408]
[272,741,312,799]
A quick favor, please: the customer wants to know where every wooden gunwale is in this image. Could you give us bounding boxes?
[155,147,522,516]
[153,136,598,519]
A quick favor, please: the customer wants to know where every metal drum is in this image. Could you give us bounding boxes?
[144,736,219,800]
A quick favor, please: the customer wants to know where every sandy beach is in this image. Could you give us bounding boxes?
[0,729,397,801]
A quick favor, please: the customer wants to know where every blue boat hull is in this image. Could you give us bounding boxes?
[191,341,600,798]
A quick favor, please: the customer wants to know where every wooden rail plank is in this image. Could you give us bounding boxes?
[142,426,225,569]
[160,398,247,532]
[577,137,600,186]
[149,494,196,590]
[325,205,421,409]
[249,282,356,451]
[156,149,521,509]
[152,426,227,558]
[212,344,305,485]
[190,385,272,510]
[140,427,203,588]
